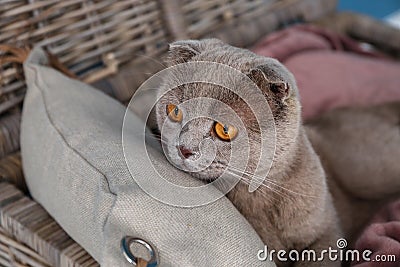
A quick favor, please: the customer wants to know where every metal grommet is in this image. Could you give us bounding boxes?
[121,236,159,267]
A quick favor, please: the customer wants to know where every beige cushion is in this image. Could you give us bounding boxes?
[21,47,274,267]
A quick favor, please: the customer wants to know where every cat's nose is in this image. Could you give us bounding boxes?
[178,145,194,159]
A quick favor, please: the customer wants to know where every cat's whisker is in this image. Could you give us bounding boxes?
[141,87,164,91]
[228,167,305,198]
[226,166,318,198]
[134,53,167,69]
[240,176,292,201]
[255,177,318,198]
[145,134,170,146]
[212,175,237,193]
[225,170,285,202]
[240,180,282,201]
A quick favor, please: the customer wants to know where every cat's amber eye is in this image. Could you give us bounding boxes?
[214,122,238,141]
[166,104,183,122]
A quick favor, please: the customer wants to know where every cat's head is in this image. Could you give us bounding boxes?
[155,39,301,182]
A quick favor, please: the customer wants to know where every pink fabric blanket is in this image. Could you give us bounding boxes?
[252,25,400,120]
[352,200,400,267]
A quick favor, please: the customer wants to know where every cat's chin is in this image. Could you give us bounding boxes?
[167,156,227,182]
[188,170,224,182]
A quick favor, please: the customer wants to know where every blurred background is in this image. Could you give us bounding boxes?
[338,0,400,27]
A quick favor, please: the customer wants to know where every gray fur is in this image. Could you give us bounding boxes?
[155,39,342,267]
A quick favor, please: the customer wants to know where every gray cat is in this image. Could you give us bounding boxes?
[154,39,345,267]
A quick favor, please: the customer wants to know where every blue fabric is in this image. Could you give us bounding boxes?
[338,0,400,19]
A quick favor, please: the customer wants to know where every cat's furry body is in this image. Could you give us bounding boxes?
[155,39,400,266]
[228,128,342,267]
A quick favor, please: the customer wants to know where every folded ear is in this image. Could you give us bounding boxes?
[167,39,225,65]
[247,66,290,102]
[167,40,201,65]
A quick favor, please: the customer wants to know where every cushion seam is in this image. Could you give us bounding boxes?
[27,64,116,197]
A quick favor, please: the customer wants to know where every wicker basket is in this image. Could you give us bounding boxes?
[0,0,349,266]
[0,182,99,267]
[0,0,337,112]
